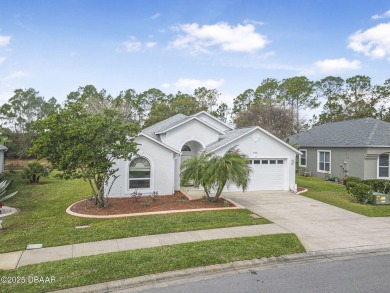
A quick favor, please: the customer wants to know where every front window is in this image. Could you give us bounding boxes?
[318,151,331,172]
[379,154,389,178]
[181,145,191,152]
[299,150,307,167]
[129,157,151,188]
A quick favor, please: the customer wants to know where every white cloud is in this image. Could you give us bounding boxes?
[0,57,6,64]
[371,10,390,20]
[3,70,29,80]
[151,13,160,19]
[0,35,11,47]
[314,58,361,73]
[169,22,269,53]
[243,19,266,26]
[146,42,157,48]
[123,37,141,52]
[258,51,275,59]
[348,23,390,59]
[164,78,224,93]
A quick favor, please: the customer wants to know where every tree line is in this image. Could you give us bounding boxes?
[233,75,390,138]
[0,74,389,159]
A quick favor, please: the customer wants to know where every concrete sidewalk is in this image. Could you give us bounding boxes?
[0,223,288,270]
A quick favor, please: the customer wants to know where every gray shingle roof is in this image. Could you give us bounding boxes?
[288,118,390,147]
[204,127,256,152]
[142,114,189,141]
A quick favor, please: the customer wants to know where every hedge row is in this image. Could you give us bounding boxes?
[345,177,390,204]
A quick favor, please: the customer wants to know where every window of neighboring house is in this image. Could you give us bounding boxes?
[129,157,151,189]
[378,154,389,178]
[299,150,307,167]
[317,151,331,172]
[181,145,191,152]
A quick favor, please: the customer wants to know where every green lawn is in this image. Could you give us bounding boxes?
[0,173,269,254]
[0,233,304,293]
[297,175,390,217]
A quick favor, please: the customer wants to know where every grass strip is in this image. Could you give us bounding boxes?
[0,233,304,293]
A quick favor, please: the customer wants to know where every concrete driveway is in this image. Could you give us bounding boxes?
[224,191,390,252]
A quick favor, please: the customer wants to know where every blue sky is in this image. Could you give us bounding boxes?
[0,0,390,108]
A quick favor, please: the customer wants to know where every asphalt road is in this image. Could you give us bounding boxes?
[138,254,390,293]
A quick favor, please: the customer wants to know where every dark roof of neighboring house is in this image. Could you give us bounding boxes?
[0,145,7,151]
[204,127,256,152]
[288,118,390,147]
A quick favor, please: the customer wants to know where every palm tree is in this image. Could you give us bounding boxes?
[180,148,251,201]
[181,152,214,199]
[209,148,252,200]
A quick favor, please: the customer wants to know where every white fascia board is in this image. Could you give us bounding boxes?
[193,111,234,130]
[154,117,225,135]
[208,127,301,155]
[139,133,181,154]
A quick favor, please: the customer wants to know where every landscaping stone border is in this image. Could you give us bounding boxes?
[296,188,308,195]
[0,206,20,218]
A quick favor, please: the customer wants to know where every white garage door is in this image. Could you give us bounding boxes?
[247,158,286,190]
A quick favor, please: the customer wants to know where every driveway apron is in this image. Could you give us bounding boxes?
[224,191,390,251]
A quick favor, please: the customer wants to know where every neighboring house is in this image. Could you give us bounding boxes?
[106,111,300,197]
[288,118,390,180]
[0,145,7,173]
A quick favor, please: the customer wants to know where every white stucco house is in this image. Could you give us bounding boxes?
[106,111,300,197]
[0,145,7,173]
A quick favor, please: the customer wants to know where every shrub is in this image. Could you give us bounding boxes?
[344,176,361,185]
[346,181,358,193]
[0,180,18,211]
[21,161,50,183]
[362,179,390,194]
[348,182,373,204]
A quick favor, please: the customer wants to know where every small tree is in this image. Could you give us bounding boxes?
[181,148,251,201]
[31,103,139,207]
[21,161,50,183]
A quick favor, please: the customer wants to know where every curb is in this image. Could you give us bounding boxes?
[52,243,390,293]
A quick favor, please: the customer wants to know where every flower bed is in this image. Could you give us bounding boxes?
[69,191,237,217]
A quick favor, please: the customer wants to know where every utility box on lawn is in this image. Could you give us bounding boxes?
[372,192,390,205]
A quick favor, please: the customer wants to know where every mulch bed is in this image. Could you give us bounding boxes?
[70,191,235,216]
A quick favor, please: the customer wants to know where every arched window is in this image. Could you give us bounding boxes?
[129,157,151,188]
[181,145,191,152]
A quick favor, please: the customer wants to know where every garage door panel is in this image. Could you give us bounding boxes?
[248,158,286,190]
